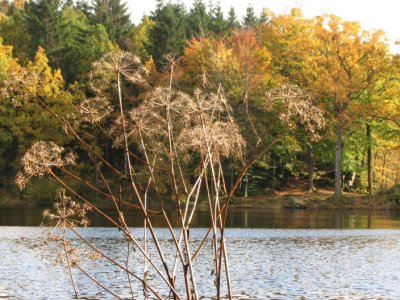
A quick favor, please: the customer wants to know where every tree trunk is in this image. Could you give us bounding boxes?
[272,152,276,191]
[307,141,316,193]
[244,173,248,198]
[334,120,343,198]
[366,123,372,194]
[243,150,248,197]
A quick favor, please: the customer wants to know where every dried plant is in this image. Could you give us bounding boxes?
[16,141,76,190]
[43,189,92,228]
[178,119,245,158]
[265,84,326,138]
[75,96,114,124]
[92,51,149,88]
[0,68,32,106]
[143,87,194,119]
[14,51,326,300]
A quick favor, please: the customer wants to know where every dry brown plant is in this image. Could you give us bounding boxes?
[16,141,76,190]
[14,50,325,300]
[265,84,326,138]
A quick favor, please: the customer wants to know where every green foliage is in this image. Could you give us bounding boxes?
[24,176,59,204]
[226,7,240,32]
[128,16,154,62]
[0,8,31,63]
[243,4,258,28]
[209,3,228,35]
[90,0,133,49]
[24,0,63,58]
[56,5,110,82]
[149,1,188,70]
[187,0,209,37]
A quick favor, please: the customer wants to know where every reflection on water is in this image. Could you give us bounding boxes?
[2,206,400,228]
[0,227,400,299]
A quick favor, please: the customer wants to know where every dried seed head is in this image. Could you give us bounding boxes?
[76,96,113,124]
[43,189,92,229]
[16,141,76,190]
[144,87,194,117]
[93,51,149,87]
[191,88,230,115]
[178,119,245,158]
[265,84,325,138]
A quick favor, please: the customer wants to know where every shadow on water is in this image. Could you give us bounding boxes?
[2,206,400,228]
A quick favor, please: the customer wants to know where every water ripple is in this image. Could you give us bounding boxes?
[1,227,400,299]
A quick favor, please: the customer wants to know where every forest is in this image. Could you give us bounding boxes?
[0,0,399,205]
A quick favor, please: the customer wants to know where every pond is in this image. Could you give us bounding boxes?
[1,208,400,299]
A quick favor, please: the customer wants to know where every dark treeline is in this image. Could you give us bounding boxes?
[0,0,399,204]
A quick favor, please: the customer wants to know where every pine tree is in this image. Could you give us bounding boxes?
[91,0,133,48]
[24,0,62,59]
[209,3,227,35]
[149,1,188,70]
[243,4,258,28]
[227,6,240,32]
[187,0,209,37]
[55,5,109,82]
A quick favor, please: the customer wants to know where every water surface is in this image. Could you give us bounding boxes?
[1,227,400,299]
[2,206,400,228]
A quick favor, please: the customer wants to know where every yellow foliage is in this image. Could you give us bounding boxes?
[26,47,64,99]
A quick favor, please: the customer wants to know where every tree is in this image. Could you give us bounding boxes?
[128,15,154,62]
[0,46,73,192]
[149,1,188,70]
[226,6,240,32]
[55,5,110,82]
[0,38,22,187]
[187,0,209,37]
[0,0,9,14]
[90,0,133,49]
[0,7,31,63]
[24,0,63,62]
[261,8,324,191]
[243,4,258,28]
[310,15,389,198]
[209,2,227,35]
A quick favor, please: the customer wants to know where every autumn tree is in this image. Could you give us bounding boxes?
[0,46,74,197]
[0,6,31,63]
[310,15,390,198]
[128,15,154,62]
[261,8,325,192]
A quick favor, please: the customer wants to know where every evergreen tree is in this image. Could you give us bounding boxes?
[75,0,91,17]
[56,5,109,82]
[149,0,188,70]
[259,8,272,25]
[0,7,31,63]
[243,4,258,28]
[90,0,133,49]
[227,6,240,32]
[209,2,227,35]
[187,0,209,37]
[24,0,63,61]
